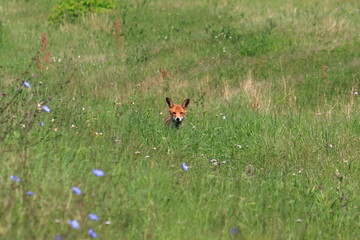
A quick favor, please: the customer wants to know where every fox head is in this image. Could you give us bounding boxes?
[166,97,190,124]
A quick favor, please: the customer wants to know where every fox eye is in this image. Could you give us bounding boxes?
[172,112,176,115]
[180,112,184,114]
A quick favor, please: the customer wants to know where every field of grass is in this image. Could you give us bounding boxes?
[1,0,360,239]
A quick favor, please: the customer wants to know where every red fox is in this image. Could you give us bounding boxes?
[164,97,190,128]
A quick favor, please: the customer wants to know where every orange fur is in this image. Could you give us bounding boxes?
[164,97,190,128]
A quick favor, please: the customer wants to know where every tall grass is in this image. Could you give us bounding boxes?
[1,0,360,239]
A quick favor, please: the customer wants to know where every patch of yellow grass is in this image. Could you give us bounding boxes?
[242,71,271,112]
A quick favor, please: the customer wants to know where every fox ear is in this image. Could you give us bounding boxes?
[182,98,190,109]
[166,97,174,108]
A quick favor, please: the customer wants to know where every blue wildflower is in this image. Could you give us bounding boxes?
[42,105,50,112]
[26,191,34,196]
[68,219,80,229]
[181,162,189,171]
[54,236,64,240]
[88,229,98,238]
[92,169,105,177]
[72,186,81,195]
[88,213,99,221]
[10,175,20,182]
[230,227,238,234]
[40,121,45,126]
[24,81,31,88]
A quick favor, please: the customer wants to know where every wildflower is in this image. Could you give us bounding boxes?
[68,220,80,229]
[23,81,31,88]
[40,121,45,126]
[105,221,111,225]
[235,144,242,149]
[88,229,98,238]
[354,91,359,95]
[26,191,34,196]
[54,236,64,240]
[230,228,238,234]
[92,169,105,177]
[88,213,99,221]
[181,162,189,171]
[42,105,50,112]
[72,186,81,195]
[10,175,20,182]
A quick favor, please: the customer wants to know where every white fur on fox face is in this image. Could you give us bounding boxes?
[173,116,184,122]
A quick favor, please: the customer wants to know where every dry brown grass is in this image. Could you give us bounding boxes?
[242,71,271,112]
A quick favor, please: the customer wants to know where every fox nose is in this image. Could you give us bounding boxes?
[175,117,181,122]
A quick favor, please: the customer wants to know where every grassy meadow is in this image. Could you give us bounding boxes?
[1,0,360,239]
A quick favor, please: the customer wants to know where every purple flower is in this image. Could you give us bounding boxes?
[42,105,50,112]
[23,81,31,88]
[354,91,359,95]
[92,169,105,177]
[10,175,20,182]
[26,191,34,196]
[230,227,238,234]
[40,121,45,126]
[88,213,99,221]
[68,219,80,229]
[181,162,189,171]
[88,229,98,238]
[54,236,64,240]
[72,186,81,195]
